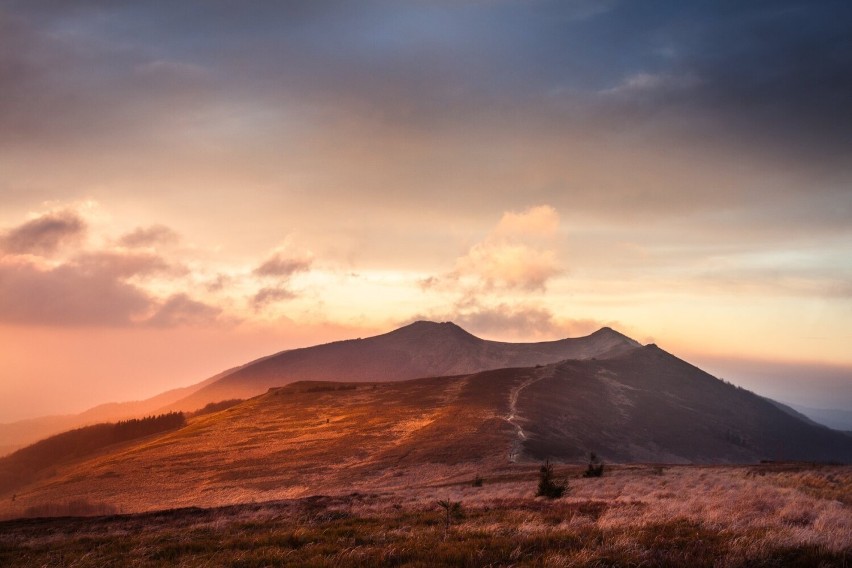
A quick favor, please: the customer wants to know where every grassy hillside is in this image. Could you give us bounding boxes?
[2,351,850,519]
[1,464,849,567]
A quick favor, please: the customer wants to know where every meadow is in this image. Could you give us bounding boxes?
[1,463,849,567]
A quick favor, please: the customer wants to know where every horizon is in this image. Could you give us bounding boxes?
[2,0,851,422]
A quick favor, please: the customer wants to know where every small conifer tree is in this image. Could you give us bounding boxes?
[436,499,463,537]
[536,460,567,498]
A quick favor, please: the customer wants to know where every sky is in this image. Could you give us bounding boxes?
[1,0,851,422]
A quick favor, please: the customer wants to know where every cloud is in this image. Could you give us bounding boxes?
[205,273,232,292]
[251,286,297,310]
[146,293,222,327]
[118,224,180,248]
[0,245,200,327]
[430,205,563,293]
[602,72,702,96]
[455,304,561,338]
[0,257,153,326]
[73,251,184,279]
[416,302,612,341]
[249,246,313,307]
[456,242,560,292]
[493,205,560,238]
[253,251,312,278]
[0,210,86,255]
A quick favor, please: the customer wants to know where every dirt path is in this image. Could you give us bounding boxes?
[505,366,553,462]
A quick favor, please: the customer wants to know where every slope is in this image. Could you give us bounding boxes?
[518,345,852,463]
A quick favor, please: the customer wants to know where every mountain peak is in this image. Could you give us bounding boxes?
[589,326,642,347]
[392,320,478,339]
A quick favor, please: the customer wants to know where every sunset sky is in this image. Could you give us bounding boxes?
[1,0,851,422]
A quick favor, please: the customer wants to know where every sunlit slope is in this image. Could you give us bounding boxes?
[1,370,529,514]
[167,321,640,411]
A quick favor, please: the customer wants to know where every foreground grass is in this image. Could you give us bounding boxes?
[1,465,850,567]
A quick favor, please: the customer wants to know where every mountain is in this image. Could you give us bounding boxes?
[165,321,641,411]
[516,345,852,463]
[3,343,849,517]
[0,322,639,456]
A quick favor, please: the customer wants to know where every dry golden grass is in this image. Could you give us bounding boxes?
[0,376,519,517]
[1,464,849,567]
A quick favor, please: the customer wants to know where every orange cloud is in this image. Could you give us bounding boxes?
[444,205,563,292]
[456,241,559,292]
[493,204,560,238]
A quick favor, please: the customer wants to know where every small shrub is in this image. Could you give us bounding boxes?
[436,499,463,537]
[472,475,483,487]
[536,460,567,498]
[584,452,604,478]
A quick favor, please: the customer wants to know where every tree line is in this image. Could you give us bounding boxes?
[0,412,186,494]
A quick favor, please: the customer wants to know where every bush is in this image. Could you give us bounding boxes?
[536,460,567,498]
[584,452,604,478]
[472,475,483,487]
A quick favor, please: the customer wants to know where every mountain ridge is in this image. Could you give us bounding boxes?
[162,321,642,412]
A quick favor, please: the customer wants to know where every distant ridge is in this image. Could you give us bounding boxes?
[164,320,642,411]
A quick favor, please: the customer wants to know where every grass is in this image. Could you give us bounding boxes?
[0,464,849,567]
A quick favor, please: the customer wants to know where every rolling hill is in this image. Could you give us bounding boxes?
[2,342,849,517]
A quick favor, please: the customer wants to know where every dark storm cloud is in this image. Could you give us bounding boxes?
[598,1,852,165]
[0,210,86,255]
[2,0,849,217]
[4,0,848,150]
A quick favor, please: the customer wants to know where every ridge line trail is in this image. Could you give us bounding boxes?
[505,366,555,462]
